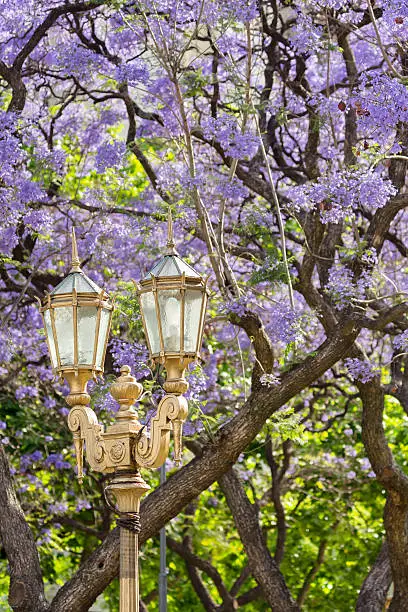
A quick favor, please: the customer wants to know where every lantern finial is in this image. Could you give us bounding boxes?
[71,227,81,273]
[166,208,177,255]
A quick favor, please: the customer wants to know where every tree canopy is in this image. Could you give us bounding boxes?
[0,0,407,610]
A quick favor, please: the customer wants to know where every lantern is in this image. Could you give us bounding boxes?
[39,229,113,395]
[136,212,208,392]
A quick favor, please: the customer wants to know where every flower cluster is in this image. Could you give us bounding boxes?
[287,170,396,223]
[344,358,379,383]
[110,338,149,378]
[393,330,408,351]
[202,116,258,159]
[115,61,150,86]
[267,302,301,344]
[260,373,280,388]
[95,141,127,173]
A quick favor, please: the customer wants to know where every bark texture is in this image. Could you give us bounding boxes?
[359,380,408,609]
[219,469,299,612]
[356,542,392,612]
[0,446,48,612]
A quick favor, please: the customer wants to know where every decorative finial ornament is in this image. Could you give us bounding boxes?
[166,208,177,255]
[70,227,81,272]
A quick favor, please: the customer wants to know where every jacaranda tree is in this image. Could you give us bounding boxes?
[0,0,407,610]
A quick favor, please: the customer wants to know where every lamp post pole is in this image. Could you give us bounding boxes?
[38,216,208,611]
[159,463,167,612]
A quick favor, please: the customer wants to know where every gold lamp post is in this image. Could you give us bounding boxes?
[38,219,208,612]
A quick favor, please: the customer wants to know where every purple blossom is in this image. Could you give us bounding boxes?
[260,373,280,388]
[360,458,372,472]
[110,339,149,378]
[220,294,253,318]
[15,385,39,400]
[44,397,57,409]
[37,528,52,546]
[344,428,353,437]
[45,453,71,470]
[267,302,300,344]
[76,499,92,512]
[287,170,396,224]
[202,116,258,159]
[346,470,357,480]
[115,61,149,85]
[48,501,68,514]
[20,450,43,471]
[394,330,408,351]
[326,264,371,308]
[95,141,126,173]
[0,421,6,430]
[344,358,379,383]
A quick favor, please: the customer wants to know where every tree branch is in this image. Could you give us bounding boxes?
[219,468,298,611]
[0,446,48,612]
[356,542,392,612]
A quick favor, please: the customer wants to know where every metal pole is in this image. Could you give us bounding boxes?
[107,474,150,612]
[159,462,167,612]
[120,525,139,612]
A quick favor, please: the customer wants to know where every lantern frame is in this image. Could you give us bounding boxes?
[40,287,113,380]
[135,211,209,392]
[39,229,114,383]
[137,271,208,365]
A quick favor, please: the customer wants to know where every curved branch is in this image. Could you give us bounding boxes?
[219,468,298,611]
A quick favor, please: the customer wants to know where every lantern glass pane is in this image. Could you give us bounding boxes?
[184,290,203,353]
[54,306,74,366]
[158,289,181,352]
[158,258,180,277]
[53,271,102,295]
[96,308,111,369]
[175,258,200,277]
[43,309,57,368]
[141,292,160,354]
[52,275,74,295]
[77,306,98,365]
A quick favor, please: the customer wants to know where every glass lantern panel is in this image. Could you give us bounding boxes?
[158,258,181,277]
[141,292,161,354]
[73,273,102,294]
[52,275,74,295]
[158,289,181,352]
[43,309,57,368]
[184,290,203,353]
[96,308,111,369]
[77,306,98,365]
[54,306,74,366]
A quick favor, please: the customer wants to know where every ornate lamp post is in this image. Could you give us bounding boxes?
[38,218,208,612]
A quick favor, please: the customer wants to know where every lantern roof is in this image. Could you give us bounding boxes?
[50,228,105,296]
[143,254,201,280]
[142,210,201,281]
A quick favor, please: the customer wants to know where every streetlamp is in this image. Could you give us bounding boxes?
[135,211,208,463]
[39,228,113,401]
[38,218,208,612]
